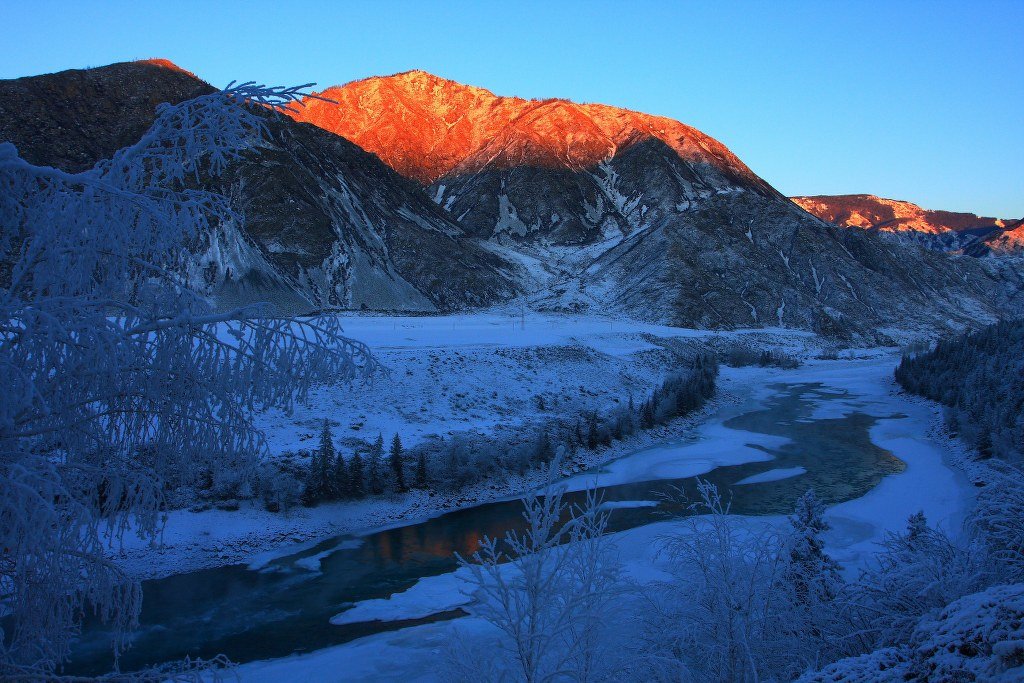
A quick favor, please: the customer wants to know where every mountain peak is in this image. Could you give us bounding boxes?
[288,71,772,191]
[134,58,200,81]
[792,194,1008,234]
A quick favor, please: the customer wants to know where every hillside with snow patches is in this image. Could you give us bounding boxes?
[793,193,1024,256]
[5,54,1024,683]
[1,61,1020,335]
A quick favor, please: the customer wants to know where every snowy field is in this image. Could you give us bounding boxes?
[112,314,817,579]
[231,354,978,682]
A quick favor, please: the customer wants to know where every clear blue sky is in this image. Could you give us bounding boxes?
[3,0,1021,216]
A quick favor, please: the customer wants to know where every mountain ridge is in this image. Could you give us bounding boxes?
[0,60,519,313]
[1,59,1019,337]
[792,193,1022,256]
[288,69,777,197]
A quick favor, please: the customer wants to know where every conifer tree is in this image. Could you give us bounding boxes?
[368,433,384,495]
[319,419,337,499]
[348,450,365,498]
[534,429,554,465]
[333,449,349,500]
[391,433,406,492]
[786,489,841,605]
[415,449,429,489]
[303,449,322,506]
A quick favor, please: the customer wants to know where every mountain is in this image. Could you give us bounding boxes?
[0,61,518,313]
[2,62,1018,335]
[791,194,1018,255]
[288,70,1016,336]
[966,220,1024,257]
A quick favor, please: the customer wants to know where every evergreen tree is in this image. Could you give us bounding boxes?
[333,449,349,500]
[302,449,322,506]
[906,510,928,543]
[368,433,384,495]
[586,412,600,450]
[348,450,365,498]
[786,490,841,605]
[319,419,337,500]
[415,448,429,489]
[391,433,406,492]
[534,429,554,466]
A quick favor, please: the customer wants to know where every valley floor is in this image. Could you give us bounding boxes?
[111,313,817,580]
[227,354,977,682]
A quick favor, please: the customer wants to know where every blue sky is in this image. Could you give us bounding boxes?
[2,0,1021,216]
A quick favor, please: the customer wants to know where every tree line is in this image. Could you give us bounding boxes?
[273,353,719,511]
[895,319,1024,461]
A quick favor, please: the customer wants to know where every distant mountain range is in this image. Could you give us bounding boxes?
[792,194,1023,256]
[1,60,1020,338]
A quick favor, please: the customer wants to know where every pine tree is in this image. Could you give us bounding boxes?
[586,412,600,450]
[333,449,349,500]
[348,450,365,498]
[415,449,429,489]
[534,429,554,466]
[319,419,337,500]
[391,433,406,492]
[368,433,384,495]
[786,490,841,605]
[906,510,928,543]
[302,449,322,506]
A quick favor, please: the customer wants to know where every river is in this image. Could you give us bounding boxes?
[68,376,905,675]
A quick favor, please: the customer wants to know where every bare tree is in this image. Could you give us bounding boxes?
[454,483,621,682]
[0,82,376,676]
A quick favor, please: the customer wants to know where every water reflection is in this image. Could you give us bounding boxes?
[67,382,904,674]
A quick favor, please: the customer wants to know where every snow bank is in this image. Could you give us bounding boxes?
[735,466,807,486]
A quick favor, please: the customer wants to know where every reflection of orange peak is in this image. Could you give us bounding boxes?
[136,58,199,81]
[287,69,760,186]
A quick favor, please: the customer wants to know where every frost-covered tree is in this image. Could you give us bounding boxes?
[642,481,795,682]
[785,490,842,606]
[970,460,1024,582]
[348,449,365,498]
[841,511,989,653]
[0,83,376,676]
[895,319,1024,463]
[455,484,621,682]
[367,433,384,495]
[390,433,406,492]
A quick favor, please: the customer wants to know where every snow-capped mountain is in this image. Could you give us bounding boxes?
[966,219,1024,257]
[0,61,518,313]
[1,62,1019,334]
[791,194,1019,255]
[289,70,1016,335]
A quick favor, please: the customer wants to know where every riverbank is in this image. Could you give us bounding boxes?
[231,355,980,682]
[112,391,729,580]
[111,316,823,581]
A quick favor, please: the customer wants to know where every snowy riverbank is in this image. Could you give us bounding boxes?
[112,315,821,580]
[231,355,979,682]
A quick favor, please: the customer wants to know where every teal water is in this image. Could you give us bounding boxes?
[66,382,903,675]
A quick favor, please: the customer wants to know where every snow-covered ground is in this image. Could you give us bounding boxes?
[112,314,819,579]
[230,354,978,682]
[256,313,812,456]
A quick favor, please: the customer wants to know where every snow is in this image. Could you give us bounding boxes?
[116,314,816,579]
[233,353,980,681]
[735,466,807,486]
[560,416,784,493]
[232,356,983,679]
[330,569,474,625]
